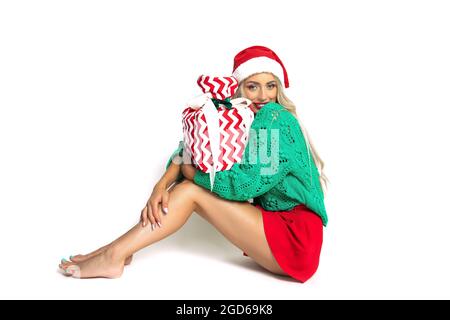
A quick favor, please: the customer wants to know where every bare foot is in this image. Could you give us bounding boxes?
[59,249,124,279]
[68,245,133,266]
[61,255,133,270]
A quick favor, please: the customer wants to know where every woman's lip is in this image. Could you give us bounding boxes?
[254,103,267,109]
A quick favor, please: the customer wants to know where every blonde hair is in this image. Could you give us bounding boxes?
[233,74,329,195]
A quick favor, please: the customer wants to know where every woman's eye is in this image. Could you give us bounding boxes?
[247,85,257,91]
[267,84,276,89]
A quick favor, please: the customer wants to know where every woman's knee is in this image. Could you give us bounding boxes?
[172,179,205,199]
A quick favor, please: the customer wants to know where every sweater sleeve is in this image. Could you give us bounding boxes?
[193,103,299,201]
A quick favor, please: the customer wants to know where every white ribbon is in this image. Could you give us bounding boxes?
[186,94,253,191]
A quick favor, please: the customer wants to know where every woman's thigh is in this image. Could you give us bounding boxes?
[177,180,286,276]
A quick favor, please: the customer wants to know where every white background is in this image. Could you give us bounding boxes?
[1,0,449,299]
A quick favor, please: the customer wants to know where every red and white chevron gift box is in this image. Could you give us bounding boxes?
[182,75,254,189]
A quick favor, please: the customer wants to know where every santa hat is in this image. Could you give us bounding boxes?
[232,46,289,88]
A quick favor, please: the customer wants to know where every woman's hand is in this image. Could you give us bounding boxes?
[181,164,197,181]
[140,183,169,228]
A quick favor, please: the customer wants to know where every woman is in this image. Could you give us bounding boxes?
[59,46,329,282]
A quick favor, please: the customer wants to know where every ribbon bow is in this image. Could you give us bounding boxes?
[186,94,253,191]
[211,98,232,109]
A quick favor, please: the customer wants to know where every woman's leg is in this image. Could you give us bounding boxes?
[67,184,180,265]
[60,179,198,278]
[60,180,286,278]
[190,189,286,276]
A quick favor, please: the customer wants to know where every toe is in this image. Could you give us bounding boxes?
[60,259,76,269]
[61,258,72,266]
[70,254,83,262]
[65,265,81,278]
[59,263,80,278]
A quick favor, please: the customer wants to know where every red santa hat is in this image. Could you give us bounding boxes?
[232,46,290,88]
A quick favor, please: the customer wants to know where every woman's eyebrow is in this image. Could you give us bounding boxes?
[246,80,277,85]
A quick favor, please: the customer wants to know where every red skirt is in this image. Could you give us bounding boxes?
[244,203,323,283]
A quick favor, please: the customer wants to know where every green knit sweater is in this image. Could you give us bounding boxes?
[166,102,328,226]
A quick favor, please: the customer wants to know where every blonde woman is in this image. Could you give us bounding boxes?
[59,46,328,282]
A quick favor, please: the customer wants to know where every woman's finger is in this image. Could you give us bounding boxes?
[162,191,169,215]
[141,206,148,227]
[151,200,162,228]
[146,202,156,229]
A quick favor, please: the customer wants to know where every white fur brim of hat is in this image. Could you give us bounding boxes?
[232,56,285,86]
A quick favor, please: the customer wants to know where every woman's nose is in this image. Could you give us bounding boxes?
[257,88,268,101]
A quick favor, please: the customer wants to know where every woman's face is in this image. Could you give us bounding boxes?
[242,72,278,113]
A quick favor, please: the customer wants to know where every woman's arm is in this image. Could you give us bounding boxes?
[141,154,183,228]
[156,155,183,189]
[181,163,197,181]
[192,104,299,201]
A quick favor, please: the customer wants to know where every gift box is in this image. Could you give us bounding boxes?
[182,75,254,189]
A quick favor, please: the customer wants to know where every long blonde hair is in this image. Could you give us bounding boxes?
[233,74,329,195]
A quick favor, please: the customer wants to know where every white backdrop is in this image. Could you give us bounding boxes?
[1,0,450,299]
